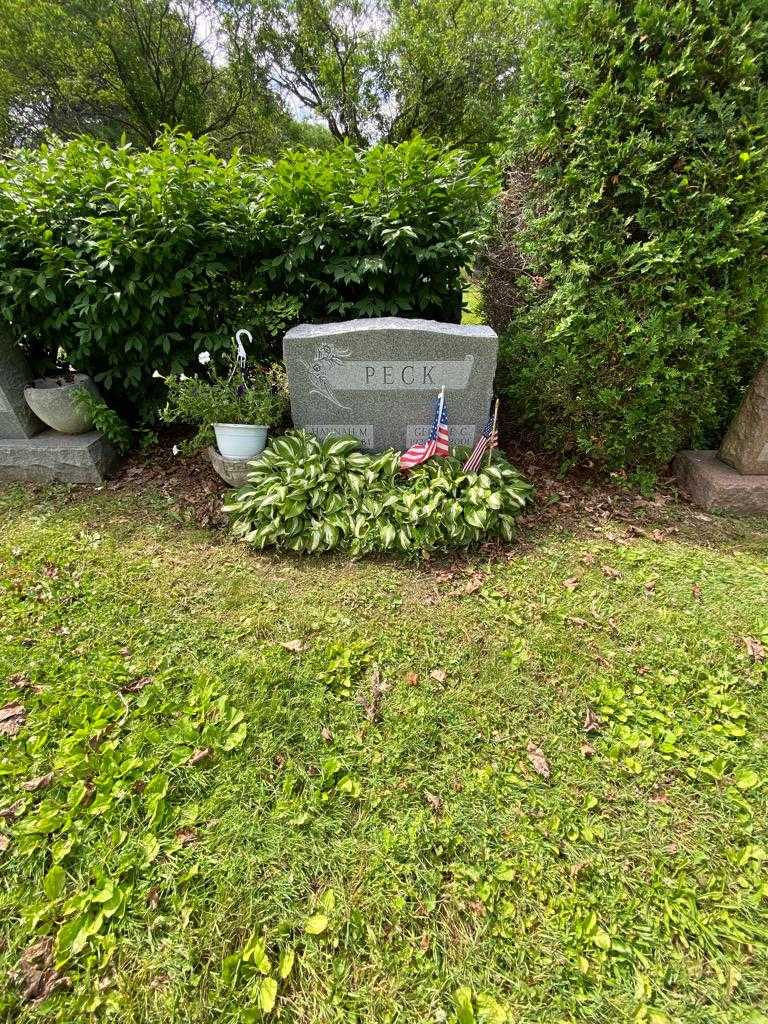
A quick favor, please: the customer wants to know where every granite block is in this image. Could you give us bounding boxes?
[674,450,768,515]
[0,431,117,484]
[283,317,498,452]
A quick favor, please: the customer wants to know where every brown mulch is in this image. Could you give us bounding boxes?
[104,434,739,549]
[11,429,763,552]
[106,439,229,529]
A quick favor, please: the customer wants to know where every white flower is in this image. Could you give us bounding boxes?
[172,445,180,456]
[179,373,188,381]
[198,351,211,365]
[152,369,163,379]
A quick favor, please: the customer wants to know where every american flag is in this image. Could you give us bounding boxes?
[462,409,499,472]
[399,390,450,470]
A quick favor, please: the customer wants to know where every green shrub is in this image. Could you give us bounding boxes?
[483,0,768,471]
[0,132,492,422]
[223,431,533,556]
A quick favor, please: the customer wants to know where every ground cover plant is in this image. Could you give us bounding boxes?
[0,132,492,421]
[224,432,533,555]
[0,477,767,1022]
[484,0,768,474]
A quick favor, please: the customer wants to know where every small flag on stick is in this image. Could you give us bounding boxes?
[399,388,449,471]
[462,399,499,473]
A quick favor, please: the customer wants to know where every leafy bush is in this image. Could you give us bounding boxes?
[483,0,768,471]
[223,432,533,556]
[0,132,493,421]
[161,355,288,453]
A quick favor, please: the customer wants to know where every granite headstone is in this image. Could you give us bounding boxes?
[0,335,43,438]
[282,317,498,452]
[718,359,768,475]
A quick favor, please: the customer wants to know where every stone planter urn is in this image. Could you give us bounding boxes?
[24,374,100,435]
[207,446,259,488]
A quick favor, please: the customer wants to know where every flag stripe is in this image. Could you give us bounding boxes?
[462,418,498,473]
[399,392,449,470]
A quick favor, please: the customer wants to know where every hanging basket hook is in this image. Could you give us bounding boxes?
[235,328,252,368]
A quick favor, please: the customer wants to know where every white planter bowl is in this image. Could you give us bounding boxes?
[213,423,269,460]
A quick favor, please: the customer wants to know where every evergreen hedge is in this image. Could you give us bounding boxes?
[484,0,768,472]
[0,133,492,420]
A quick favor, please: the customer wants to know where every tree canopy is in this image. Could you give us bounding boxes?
[0,0,318,153]
[217,0,521,149]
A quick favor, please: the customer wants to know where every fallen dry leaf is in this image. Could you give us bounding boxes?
[321,726,333,742]
[463,572,485,595]
[0,703,26,737]
[186,748,211,767]
[650,790,670,805]
[147,887,160,911]
[580,552,596,565]
[691,584,702,600]
[0,799,24,820]
[744,636,766,663]
[9,673,32,690]
[566,616,589,628]
[280,639,306,653]
[22,772,54,792]
[650,529,666,542]
[601,565,622,580]
[563,577,580,591]
[583,708,601,733]
[643,579,657,593]
[360,662,389,723]
[580,742,595,758]
[80,782,96,808]
[526,740,550,778]
[405,671,419,687]
[11,936,70,1004]
[120,676,153,694]
[0,833,10,852]
[423,790,444,814]
[175,828,197,847]
[429,669,447,683]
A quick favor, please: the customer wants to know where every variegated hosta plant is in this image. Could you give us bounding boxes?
[223,431,534,556]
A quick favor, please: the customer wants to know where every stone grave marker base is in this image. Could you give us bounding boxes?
[674,451,768,515]
[0,430,117,485]
[207,446,257,488]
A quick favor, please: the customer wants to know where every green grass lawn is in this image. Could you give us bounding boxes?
[1,480,767,1023]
